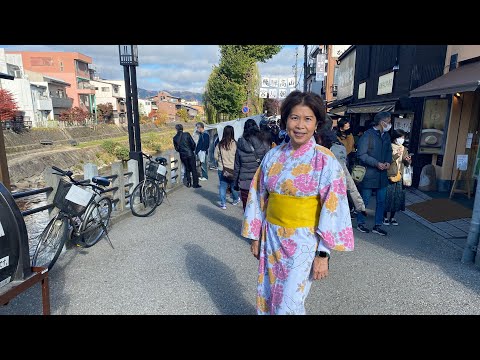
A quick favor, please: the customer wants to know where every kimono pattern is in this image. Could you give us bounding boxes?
[241,136,354,315]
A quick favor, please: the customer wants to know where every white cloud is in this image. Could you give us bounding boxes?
[1,44,299,93]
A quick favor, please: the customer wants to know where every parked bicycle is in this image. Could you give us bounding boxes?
[130,152,169,217]
[32,166,114,271]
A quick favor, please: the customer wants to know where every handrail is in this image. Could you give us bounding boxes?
[12,187,53,199]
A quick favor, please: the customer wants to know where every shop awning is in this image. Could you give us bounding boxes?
[329,105,347,116]
[346,100,397,114]
[410,60,480,98]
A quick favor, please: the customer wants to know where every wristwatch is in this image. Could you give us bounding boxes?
[315,251,330,259]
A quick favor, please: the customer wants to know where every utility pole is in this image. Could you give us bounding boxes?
[303,45,308,92]
[294,46,298,89]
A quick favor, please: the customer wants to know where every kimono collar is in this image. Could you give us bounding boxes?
[286,136,316,154]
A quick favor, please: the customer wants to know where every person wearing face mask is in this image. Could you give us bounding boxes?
[355,111,393,236]
[336,118,355,155]
[383,129,412,226]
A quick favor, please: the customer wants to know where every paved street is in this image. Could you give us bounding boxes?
[2,169,480,315]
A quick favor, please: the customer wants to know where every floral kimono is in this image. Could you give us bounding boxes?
[242,136,354,315]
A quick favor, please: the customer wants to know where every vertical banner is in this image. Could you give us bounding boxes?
[287,77,295,88]
[316,53,326,82]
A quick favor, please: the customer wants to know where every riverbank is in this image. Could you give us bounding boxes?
[6,122,196,190]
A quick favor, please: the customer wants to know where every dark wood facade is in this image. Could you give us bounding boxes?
[349,45,447,186]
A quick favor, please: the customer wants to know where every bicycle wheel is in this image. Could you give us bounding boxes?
[130,180,160,217]
[81,196,113,247]
[32,214,68,271]
[156,181,166,206]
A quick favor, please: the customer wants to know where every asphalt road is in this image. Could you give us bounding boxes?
[2,169,480,315]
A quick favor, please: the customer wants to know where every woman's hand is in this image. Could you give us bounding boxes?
[312,257,329,280]
[251,240,260,260]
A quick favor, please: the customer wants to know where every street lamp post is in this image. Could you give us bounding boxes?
[118,45,144,181]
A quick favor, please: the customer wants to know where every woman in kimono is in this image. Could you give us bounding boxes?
[242,91,354,315]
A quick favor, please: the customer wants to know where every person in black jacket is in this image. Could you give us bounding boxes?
[355,111,393,235]
[233,119,270,210]
[173,123,201,188]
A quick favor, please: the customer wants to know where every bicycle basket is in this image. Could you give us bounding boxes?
[145,160,167,181]
[53,179,94,216]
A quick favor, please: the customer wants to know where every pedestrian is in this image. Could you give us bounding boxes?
[241,90,354,315]
[213,125,240,209]
[172,123,201,188]
[383,129,412,226]
[233,118,270,211]
[317,128,367,219]
[355,111,393,235]
[195,121,210,181]
[336,118,355,156]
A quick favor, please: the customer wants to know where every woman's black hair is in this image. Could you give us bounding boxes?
[243,118,260,141]
[391,128,406,143]
[220,125,235,150]
[337,118,349,130]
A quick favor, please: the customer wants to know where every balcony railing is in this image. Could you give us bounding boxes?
[51,96,73,109]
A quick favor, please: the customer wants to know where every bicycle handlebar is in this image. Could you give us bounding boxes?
[140,152,153,160]
[51,166,106,193]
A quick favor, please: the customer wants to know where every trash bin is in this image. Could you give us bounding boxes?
[0,182,31,291]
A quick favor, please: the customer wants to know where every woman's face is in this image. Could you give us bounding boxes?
[341,122,350,131]
[286,104,317,149]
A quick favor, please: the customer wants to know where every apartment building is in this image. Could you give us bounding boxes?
[91,79,126,124]
[7,50,97,120]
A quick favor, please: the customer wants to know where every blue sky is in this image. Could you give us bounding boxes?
[0,45,302,93]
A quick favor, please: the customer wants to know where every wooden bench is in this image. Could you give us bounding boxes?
[0,266,50,315]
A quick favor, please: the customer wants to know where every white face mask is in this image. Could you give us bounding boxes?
[396,138,405,145]
[382,122,392,132]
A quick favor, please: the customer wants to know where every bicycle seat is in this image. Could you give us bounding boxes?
[155,157,168,166]
[92,176,110,187]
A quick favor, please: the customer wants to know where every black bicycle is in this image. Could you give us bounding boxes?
[32,166,113,271]
[130,152,168,217]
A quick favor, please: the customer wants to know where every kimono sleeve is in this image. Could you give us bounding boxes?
[316,153,354,251]
[241,164,268,241]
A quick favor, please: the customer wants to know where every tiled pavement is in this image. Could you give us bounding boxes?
[404,188,471,250]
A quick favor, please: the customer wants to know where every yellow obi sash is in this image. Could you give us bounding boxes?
[266,192,321,228]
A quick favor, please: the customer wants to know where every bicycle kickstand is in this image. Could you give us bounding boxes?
[102,224,114,249]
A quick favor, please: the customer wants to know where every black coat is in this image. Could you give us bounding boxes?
[233,135,270,190]
[173,131,196,158]
[356,127,393,189]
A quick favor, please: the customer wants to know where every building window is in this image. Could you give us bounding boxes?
[60,61,64,72]
[102,87,109,92]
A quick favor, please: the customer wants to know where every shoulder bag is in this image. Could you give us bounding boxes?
[351,134,373,183]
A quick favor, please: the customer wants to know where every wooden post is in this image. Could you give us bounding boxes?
[111,161,125,211]
[0,126,11,190]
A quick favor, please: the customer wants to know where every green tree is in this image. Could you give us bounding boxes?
[207,45,282,120]
[176,108,190,122]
